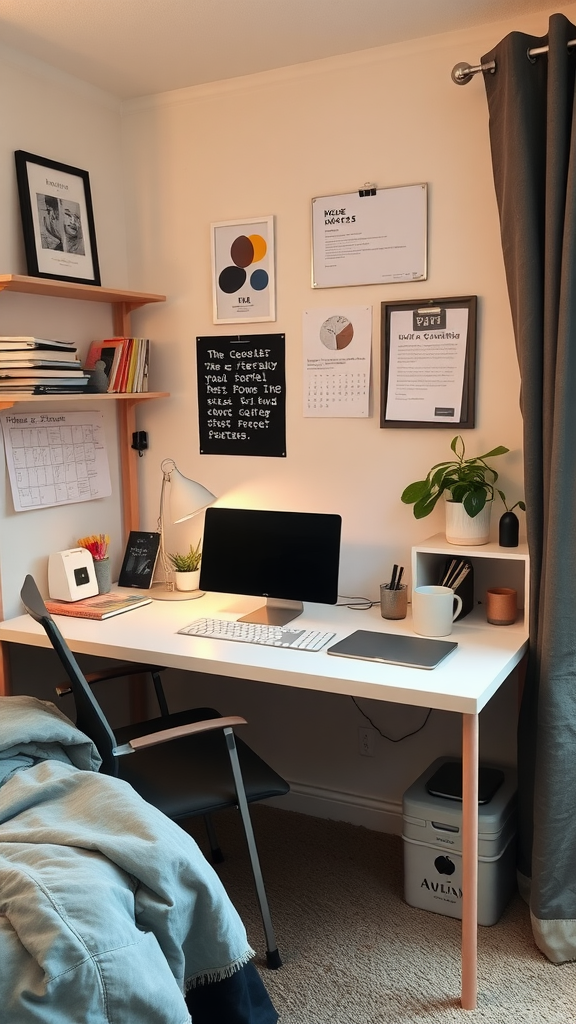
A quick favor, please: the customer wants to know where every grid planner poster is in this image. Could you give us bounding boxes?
[0,410,111,511]
[303,307,372,417]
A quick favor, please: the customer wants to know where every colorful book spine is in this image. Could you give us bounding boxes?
[83,337,151,393]
[126,338,140,393]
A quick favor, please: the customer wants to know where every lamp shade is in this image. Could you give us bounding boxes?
[167,464,216,523]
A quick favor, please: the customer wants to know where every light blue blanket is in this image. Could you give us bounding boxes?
[0,696,254,1024]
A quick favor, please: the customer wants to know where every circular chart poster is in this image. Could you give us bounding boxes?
[211,216,276,323]
[319,315,355,350]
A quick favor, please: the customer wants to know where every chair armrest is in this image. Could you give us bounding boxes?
[113,715,247,755]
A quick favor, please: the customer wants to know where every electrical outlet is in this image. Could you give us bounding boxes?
[358,726,376,757]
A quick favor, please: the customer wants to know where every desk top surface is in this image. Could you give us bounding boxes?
[0,590,528,714]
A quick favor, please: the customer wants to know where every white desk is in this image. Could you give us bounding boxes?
[0,589,528,1010]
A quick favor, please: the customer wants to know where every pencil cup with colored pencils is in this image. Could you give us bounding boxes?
[77,534,111,595]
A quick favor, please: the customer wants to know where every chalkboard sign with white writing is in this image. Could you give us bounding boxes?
[196,334,286,456]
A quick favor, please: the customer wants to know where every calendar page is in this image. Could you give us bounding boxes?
[303,307,371,417]
[0,410,111,511]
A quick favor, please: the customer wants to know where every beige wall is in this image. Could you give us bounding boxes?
[3,5,572,828]
[120,12,553,827]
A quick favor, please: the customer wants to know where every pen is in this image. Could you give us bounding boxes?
[390,564,398,590]
[395,566,404,590]
[442,559,457,586]
[450,565,470,592]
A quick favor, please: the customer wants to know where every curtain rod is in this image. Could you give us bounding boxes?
[451,37,576,85]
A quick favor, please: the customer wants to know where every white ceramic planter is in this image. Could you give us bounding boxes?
[174,569,201,591]
[445,499,492,546]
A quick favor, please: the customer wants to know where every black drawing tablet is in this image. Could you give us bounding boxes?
[326,630,457,670]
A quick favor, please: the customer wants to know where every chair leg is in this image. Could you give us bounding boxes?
[151,670,170,718]
[223,727,282,969]
[204,814,224,864]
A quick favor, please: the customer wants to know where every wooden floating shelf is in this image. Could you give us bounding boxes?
[0,274,166,308]
[0,392,169,410]
[0,271,170,587]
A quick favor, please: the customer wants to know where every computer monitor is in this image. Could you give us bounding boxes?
[199,507,342,625]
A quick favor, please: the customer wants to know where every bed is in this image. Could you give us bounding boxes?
[0,695,274,1023]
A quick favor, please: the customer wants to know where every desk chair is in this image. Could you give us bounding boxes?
[56,661,171,715]
[20,574,288,968]
[55,662,224,861]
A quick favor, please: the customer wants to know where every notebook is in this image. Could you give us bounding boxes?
[326,630,458,670]
[45,593,152,620]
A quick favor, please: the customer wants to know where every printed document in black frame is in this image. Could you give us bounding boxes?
[380,295,477,429]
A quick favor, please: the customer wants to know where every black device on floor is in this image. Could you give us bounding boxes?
[426,760,505,804]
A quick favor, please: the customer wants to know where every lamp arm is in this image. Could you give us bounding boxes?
[157,465,174,591]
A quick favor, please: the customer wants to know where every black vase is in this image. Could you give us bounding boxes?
[499,511,519,547]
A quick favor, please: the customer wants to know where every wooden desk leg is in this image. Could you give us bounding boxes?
[461,712,479,1009]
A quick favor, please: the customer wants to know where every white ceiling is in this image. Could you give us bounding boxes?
[0,0,556,99]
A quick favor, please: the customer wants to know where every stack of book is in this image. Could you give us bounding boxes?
[85,337,150,393]
[0,336,90,394]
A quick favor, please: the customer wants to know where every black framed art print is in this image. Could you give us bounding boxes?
[14,150,101,286]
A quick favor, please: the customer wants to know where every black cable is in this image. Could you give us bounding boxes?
[352,695,432,743]
[336,594,377,609]
[336,593,430,738]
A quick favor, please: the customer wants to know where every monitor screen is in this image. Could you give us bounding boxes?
[199,507,342,625]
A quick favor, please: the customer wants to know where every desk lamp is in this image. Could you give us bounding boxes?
[154,458,216,601]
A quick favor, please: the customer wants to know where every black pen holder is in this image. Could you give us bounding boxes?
[440,559,474,621]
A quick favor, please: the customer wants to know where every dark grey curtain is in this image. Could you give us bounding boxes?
[482,13,576,962]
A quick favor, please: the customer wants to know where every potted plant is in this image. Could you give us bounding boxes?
[167,539,202,591]
[401,435,510,545]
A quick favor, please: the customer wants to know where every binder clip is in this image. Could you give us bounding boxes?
[359,182,377,197]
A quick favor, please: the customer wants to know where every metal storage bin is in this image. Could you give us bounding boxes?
[402,757,517,926]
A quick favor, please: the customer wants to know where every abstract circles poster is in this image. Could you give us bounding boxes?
[211,216,276,323]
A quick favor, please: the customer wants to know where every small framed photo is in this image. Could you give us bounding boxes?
[211,216,275,323]
[14,150,101,286]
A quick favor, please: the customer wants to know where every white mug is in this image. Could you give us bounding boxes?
[412,585,463,637]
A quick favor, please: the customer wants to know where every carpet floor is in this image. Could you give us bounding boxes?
[186,805,576,1024]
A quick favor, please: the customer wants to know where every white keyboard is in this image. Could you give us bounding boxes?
[178,617,335,651]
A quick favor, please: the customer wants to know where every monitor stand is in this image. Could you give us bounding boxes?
[239,598,303,626]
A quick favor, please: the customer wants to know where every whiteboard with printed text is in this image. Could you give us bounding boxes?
[312,183,427,288]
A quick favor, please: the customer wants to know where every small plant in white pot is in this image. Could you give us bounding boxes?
[167,539,202,591]
[401,435,510,545]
